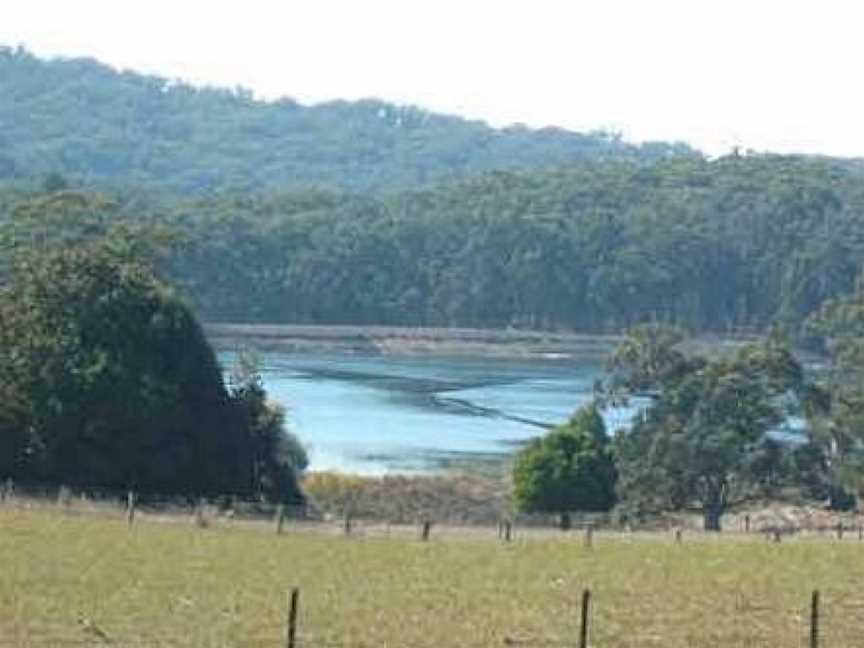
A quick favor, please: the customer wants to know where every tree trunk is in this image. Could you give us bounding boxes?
[703,498,724,532]
[702,478,728,532]
[559,511,572,531]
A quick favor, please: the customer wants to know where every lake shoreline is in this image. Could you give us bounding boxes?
[207,323,620,359]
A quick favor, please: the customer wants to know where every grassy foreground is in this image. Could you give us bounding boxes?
[3,508,864,647]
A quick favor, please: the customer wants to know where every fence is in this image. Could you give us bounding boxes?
[6,482,864,646]
[8,586,856,647]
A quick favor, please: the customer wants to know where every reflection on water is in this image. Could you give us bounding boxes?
[220,351,637,474]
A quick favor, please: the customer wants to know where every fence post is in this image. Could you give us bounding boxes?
[585,525,594,549]
[810,589,820,648]
[287,587,299,648]
[275,504,285,535]
[578,588,592,648]
[744,514,751,533]
[420,520,432,541]
[503,519,512,543]
[343,512,352,536]
[836,521,844,540]
[126,491,136,527]
[194,498,207,528]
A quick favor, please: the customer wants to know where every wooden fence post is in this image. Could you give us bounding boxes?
[194,498,207,528]
[275,504,285,535]
[57,485,70,507]
[503,519,512,543]
[810,589,820,648]
[126,491,136,527]
[836,521,844,540]
[744,514,751,533]
[343,513,352,536]
[287,587,299,648]
[578,588,592,648]
[420,520,432,541]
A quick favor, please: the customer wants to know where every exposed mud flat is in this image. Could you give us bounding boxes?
[206,323,621,358]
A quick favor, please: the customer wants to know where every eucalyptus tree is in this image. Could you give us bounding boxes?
[611,327,803,530]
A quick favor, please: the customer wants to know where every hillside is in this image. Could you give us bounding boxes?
[0,47,696,193]
[1,153,863,335]
[162,155,864,334]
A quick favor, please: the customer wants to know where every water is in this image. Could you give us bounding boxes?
[220,351,633,474]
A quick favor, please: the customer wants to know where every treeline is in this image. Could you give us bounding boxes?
[0,47,692,193]
[2,154,863,336]
[154,154,864,336]
[516,314,864,531]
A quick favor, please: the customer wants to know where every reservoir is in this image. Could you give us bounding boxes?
[220,350,632,474]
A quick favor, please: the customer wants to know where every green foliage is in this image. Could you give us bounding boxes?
[800,276,864,508]
[0,47,691,193]
[512,405,617,524]
[228,351,307,503]
[1,150,862,337]
[150,155,864,335]
[0,242,251,494]
[612,329,804,530]
[0,191,306,500]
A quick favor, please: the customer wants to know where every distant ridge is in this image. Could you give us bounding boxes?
[0,46,697,193]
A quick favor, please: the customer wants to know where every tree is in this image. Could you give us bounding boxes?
[0,191,312,500]
[0,241,253,494]
[229,350,307,503]
[612,329,803,530]
[512,405,617,529]
[801,274,864,508]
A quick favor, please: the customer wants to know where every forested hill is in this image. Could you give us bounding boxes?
[3,155,853,336]
[158,156,864,334]
[0,47,696,193]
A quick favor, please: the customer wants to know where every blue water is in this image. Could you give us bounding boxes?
[220,352,633,474]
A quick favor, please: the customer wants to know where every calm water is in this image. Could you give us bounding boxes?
[220,351,633,474]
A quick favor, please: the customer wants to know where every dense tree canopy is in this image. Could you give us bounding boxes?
[0,47,692,193]
[2,154,862,337]
[0,242,252,494]
[0,193,306,499]
[153,155,864,336]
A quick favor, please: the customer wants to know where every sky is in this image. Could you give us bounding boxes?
[2,0,863,157]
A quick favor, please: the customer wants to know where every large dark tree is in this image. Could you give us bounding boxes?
[0,191,305,498]
[0,241,252,494]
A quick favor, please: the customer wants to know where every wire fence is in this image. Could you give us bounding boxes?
[5,481,864,646]
[5,587,863,647]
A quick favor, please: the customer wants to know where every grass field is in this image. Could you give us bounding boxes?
[3,506,864,647]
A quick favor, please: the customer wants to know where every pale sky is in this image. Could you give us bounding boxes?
[3,0,863,157]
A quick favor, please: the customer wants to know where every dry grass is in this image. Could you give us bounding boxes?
[303,471,513,525]
[4,505,864,647]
